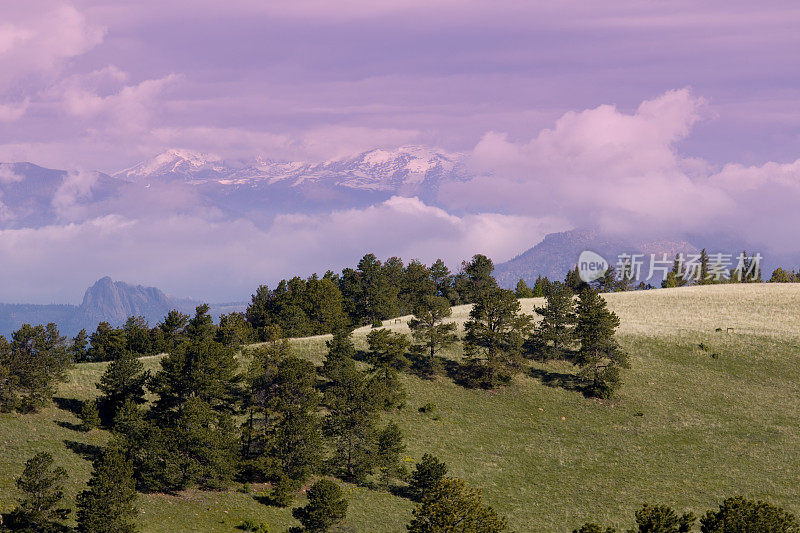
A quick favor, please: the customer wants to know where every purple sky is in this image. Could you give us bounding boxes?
[2,1,799,170]
[1,1,800,303]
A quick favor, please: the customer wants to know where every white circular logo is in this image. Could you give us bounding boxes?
[578,250,608,282]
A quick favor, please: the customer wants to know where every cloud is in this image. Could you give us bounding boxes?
[0,196,563,303]
[0,2,105,84]
[0,99,29,122]
[54,68,180,134]
[51,169,100,220]
[443,89,733,234]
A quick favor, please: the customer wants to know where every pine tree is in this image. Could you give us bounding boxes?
[97,351,149,424]
[246,352,323,485]
[698,248,711,285]
[320,329,356,380]
[454,254,497,304]
[462,287,533,387]
[376,422,406,487]
[430,258,459,304]
[533,282,577,360]
[408,454,448,502]
[9,452,70,532]
[291,479,348,533]
[662,254,687,288]
[401,260,436,314]
[323,360,380,482]
[634,503,695,533]
[71,329,89,362]
[173,396,239,490]
[365,328,411,409]
[409,295,458,377]
[246,285,274,341]
[149,338,240,422]
[75,447,138,533]
[87,322,127,362]
[574,288,629,398]
[215,312,255,347]
[157,309,189,350]
[123,316,152,355]
[532,275,553,298]
[2,323,71,412]
[515,279,535,298]
[78,399,101,431]
[700,496,798,532]
[407,477,507,533]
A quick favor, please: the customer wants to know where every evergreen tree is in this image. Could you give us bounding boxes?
[75,447,138,533]
[409,295,458,377]
[376,421,406,487]
[700,496,798,532]
[97,351,149,424]
[87,322,127,362]
[320,329,357,380]
[246,285,274,341]
[149,338,240,422]
[462,288,533,388]
[9,452,69,532]
[401,260,436,314]
[245,352,322,485]
[304,275,348,334]
[698,248,712,285]
[533,282,577,360]
[769,267,793,283]
[454,254,497,304]
[574,288,629,398]
[565,266,588,294]
[185,304,217,343]
[407,477,507,533]
[430,259,459,304]
[408,454,448,502]
[70,329,89,362]
[1,323,71,412]
[291,479,348,533]
[78,399,101,431]
[634,503,695,533]
[124,316,152,355]
[172,396,239,489]
[215,312,255,347]
[515,279,534,298]
[157,310,189,351]
[532,275,552,298]
[365,328,411,409]
[662,254,688,288]
[323,360,380,482]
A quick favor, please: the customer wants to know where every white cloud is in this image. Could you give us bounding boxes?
[0,196,563,303]
[0,2,105,84]
[444,89,731,235]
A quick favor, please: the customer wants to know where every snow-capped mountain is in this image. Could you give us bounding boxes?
[113,145,470,198]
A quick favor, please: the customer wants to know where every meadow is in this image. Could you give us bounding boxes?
[2,284,800,531]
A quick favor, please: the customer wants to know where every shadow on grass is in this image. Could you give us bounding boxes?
[388,484,414,500]
[55,420,85,432]
[52,397,83,416]
[64,439,102,462]
[529,368,592,397]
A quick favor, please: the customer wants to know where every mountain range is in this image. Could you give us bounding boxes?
[0,146,471,229]
[493,229,700,288]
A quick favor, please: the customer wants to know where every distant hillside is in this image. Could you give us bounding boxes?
[0,277,245,337]
[493,229,699,288]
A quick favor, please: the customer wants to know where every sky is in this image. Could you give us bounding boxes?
[1,1,799,303]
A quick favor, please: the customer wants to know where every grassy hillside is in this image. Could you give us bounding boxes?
[2,285,800,531]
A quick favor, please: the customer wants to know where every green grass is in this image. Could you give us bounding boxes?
[2,285,800,531]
